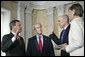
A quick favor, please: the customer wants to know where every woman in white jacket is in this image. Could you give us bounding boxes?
[61,3,84,56]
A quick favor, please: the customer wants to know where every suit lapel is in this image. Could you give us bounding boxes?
[42,36,45,51]
[34,35,47,53]
[63,24,70,44]
[60,24,70,43]
[63,24,70,39]
[34,36,40,52]
[42,35,47,52]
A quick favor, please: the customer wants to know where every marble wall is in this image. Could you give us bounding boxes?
[17,1,33,50]
[32,9,48,36]
[1,1,17,56]
[1,1,17,21]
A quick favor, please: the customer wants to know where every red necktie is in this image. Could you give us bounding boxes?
[39,35,42,53]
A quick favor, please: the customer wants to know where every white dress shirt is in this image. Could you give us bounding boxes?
[36,34,43,47]
[11,32,20,43]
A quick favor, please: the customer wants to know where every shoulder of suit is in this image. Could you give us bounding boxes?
[3,32,13,37]
[2,33,13,40]
[71,19,81,28]
[43,35,49,38]
[43,35,50,40]
[3,34,10,37]
[65,24,70,32]
[71,18,83,25]
[28,35,36,40]
[28,35,50,40]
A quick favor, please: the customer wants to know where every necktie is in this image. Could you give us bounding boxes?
[61,29,65,42]
[39,35,42,53]
[17,36,21,44]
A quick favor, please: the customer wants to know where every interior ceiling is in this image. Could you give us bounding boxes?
[30,1,72,6]
[17,1,74,6]
[16,1,75,9]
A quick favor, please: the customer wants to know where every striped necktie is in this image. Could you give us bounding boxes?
[61,29,65,42]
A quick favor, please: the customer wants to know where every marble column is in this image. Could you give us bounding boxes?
[46,7,60,56]
[46,7,54,35]
[25,6,33,50]
[17,1,33,49]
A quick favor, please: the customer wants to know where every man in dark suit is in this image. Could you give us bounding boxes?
[26,23,55,56]
[49,15,70,56]
[1,20,25,56]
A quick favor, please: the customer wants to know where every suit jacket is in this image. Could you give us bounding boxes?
[1,32,26,56]
[26,35,55,56]
[66,17,84,56]
[49,24,70,56]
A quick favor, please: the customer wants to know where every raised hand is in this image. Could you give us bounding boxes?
[15,26,20,38]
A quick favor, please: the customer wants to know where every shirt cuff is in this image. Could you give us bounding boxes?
[11,37,16,42]
[66,45,69,53]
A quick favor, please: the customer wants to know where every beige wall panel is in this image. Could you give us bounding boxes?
[32,9,48,36]
[1,1,17,20]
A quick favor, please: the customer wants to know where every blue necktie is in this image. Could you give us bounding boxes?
[61,29,65,42]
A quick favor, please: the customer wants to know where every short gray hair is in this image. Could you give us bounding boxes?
[33,23,42,30]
